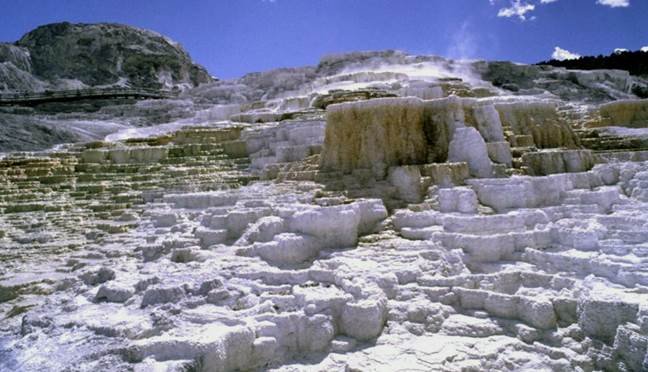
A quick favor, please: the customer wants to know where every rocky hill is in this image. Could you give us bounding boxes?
[0,22,212,92]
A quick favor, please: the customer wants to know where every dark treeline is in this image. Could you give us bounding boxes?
[538,50,648,77]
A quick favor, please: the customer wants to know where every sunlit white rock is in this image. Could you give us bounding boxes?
[448,127,493,178]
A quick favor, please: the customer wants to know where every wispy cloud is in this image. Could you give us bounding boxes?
[493,0,630,22]
[596,0,630,7]
[551,46,581,61]
[497,0,536,21]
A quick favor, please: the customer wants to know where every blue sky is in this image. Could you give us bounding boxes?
[0,0,645,79]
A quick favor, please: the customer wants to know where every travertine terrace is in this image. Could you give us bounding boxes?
[1,50,648,371]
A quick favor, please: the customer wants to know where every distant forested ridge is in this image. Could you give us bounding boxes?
[538,49,648,77]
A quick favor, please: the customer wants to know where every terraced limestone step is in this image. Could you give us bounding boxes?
[0,127,257,269]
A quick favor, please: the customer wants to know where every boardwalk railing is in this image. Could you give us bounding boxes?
[0,87,177,105]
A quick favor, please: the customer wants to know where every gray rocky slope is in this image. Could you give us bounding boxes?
[3,26,648,372]
[0,22,212,92]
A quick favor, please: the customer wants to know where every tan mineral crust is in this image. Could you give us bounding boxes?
[597,99,648,128]
[320,97,428,177]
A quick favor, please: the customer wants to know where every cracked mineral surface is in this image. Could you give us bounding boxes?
[1,49,648,371]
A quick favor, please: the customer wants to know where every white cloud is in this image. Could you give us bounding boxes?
[552,46,581,61]
[596,0,630,8]
[497,0,536,20]
[614,48,629,54]
[641,46,648,53]
[493,0,629,22]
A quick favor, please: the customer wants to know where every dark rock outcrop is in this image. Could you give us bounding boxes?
[1,22,212,92]
[474,60,639,102]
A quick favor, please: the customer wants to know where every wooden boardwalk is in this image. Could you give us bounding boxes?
[0,88,176,106]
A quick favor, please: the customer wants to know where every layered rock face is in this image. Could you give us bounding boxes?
[2,48,648,372]
[319,95,583,181]
[320,97,427,177]
[494,101,579,149]
[598,99,648,128]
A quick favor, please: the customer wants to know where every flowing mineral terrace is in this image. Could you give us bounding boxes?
[1,52,648,371]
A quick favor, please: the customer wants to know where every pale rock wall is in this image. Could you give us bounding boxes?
[388,166,423,203]
[447,99,511,167]
[174,126,242,145]
[288,204,361,248]
[466,164,620,212]
[522,149,595,176]
[438,187,478,214]
[448,127,493,178]
[598,99,648,128]
[130,325,256,371]
[420,162,470,187]
[473,104,505,142]
[578,297,640,343]
[340,297,388,340]
[401,81,444,100]
[495,101,579,149]
[486,142,513,166]
[244,120,325,171]
[80,146,169,164]
[569,69,632,94]
[252,233,322,265]
[237,199,389,265]
[467,174,573,212]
